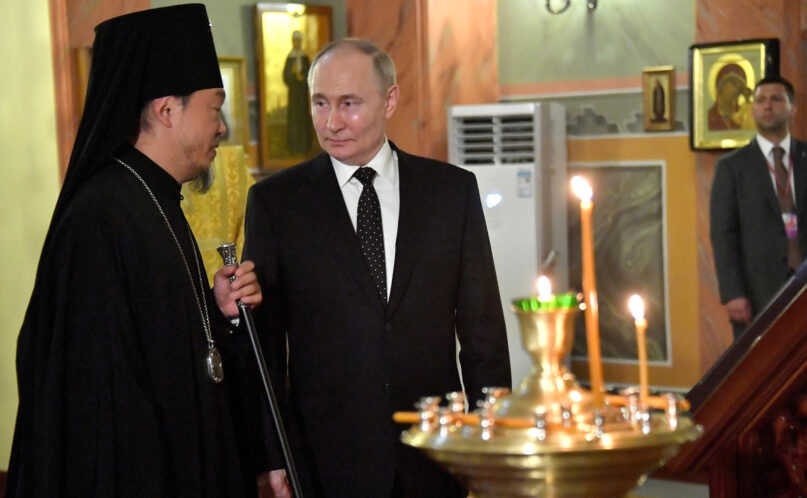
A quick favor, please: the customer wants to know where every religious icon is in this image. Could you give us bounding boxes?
[218,57,250,149]
[255,3,332,171]
[642,66,675,132]
[283,31,314,156]
[689,39,779,150]
[73,46,93,118]
[706,60,755,131]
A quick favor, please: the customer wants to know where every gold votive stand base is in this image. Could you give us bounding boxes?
[396,302,701,497]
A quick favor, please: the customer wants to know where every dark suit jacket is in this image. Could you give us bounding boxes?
[243,143,511,497]
[709,137,807,316]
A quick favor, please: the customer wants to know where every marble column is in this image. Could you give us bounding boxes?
[345,0,498,161]
[696,0,807,370]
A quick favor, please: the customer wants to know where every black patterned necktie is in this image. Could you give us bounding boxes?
[353,167,387,303]
[773,145,802,269]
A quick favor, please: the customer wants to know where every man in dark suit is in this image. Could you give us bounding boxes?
[244,38,511,497]
[710,75,807,338]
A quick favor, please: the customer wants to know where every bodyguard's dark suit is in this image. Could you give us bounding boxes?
[243,143,511,497]
[709,138,807,326]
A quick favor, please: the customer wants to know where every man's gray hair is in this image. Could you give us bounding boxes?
[308,38,397,94]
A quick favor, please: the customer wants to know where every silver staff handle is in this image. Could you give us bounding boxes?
[217,243,303,498]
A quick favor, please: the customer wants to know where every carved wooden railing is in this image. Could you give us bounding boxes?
[665,263,807,497]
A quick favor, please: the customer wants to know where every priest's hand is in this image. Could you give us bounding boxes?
[214,260,263,318]
[257,469,291,498]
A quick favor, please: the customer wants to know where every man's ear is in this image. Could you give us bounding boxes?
[384,84,399,119]
[150,96,176,128]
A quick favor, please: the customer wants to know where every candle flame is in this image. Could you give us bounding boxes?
[571,176,593,202]
[537,276,552,302]
[286,3,306,15]
[628,294,645,321]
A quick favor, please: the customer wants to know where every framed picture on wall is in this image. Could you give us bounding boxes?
[689,38,779,150]
[642,66,675,132]
[255,3,332,170]
[73,46,92,116]
[568,163,668,366]
[218,57,250,149]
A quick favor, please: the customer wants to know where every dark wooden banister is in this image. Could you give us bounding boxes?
[664,261,807,496]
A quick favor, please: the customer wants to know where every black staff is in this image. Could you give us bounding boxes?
[217,242,303,498]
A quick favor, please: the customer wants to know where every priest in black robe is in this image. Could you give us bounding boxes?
[5,5,270,497]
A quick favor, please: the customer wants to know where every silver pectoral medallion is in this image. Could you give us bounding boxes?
[206,346,224,383]
[115,158,225,386]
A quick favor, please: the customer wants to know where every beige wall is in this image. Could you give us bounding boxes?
[499,0,694,93]
[0,0,61,468]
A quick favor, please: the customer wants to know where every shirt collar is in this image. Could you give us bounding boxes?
[756,132,791,160]
[332,139,396,188]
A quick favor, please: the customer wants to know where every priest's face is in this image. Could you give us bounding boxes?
[175,88,226,182]
[309,48,398,166]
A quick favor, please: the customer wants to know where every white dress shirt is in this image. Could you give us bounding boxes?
[331,140,400,297]
[756,133,795,205]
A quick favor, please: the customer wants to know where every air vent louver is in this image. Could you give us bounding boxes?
[451,112,536,166]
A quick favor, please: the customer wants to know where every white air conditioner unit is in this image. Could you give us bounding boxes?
[449,102,567,389]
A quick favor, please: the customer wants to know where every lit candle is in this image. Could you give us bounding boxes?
[628,294,649,407]
[537,276,552,303]
[571,176,603,406]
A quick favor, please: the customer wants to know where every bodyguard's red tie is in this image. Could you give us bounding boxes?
[354,167,387,303]
[773,145,802,270]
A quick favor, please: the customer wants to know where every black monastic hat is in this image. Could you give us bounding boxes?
[93,4,223,106]
[53,3,223,224]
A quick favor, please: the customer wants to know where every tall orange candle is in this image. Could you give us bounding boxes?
[571,176,603,406]
[629,294,649,407]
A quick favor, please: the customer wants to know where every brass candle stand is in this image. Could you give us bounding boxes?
[395,298,701,497]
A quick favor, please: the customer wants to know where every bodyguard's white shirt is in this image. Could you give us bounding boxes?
[757,133,795,205]
[331,140,399,297]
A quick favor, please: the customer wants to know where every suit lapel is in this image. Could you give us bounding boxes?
[386,144,420,318]
[747,140,782,218]
[305,153,382,305]
[792,139,807,219]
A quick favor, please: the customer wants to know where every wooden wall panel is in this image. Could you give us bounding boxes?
[345,0,497,161]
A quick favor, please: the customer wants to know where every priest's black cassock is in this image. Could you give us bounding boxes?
[6,5,265,497]
[8,145,263,496]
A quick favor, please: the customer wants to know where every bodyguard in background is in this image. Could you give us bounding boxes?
[710,75,807,338]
